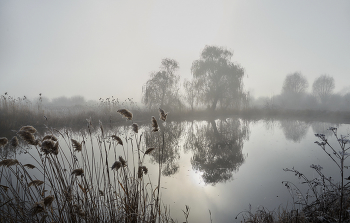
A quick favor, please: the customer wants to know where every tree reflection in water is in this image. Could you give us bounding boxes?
[280,120,310,143]
[185,118,249,185]
[144,121,184,176]
[311,122,338,137]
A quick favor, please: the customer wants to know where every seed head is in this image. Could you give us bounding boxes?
[151,117,159,132]
[145,148,155,155]
[17,130,38,145]
[159,108,168,121]
[111,135,123,145]
[10,136,19,147]
[132,123,139,133]
[111,161,122,171]
[119,156,127,167]
[0,137,8,147]
[24,164,36,169]
[117,109,133,120]
[19,126,37,134]
[72,168,84,177]
[71,139,82,152]
[42,135,58,141]
[28,180,44,187]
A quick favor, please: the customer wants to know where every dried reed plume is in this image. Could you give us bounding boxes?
[73,204,86,217]
[19,125,37,134]
[28,180,44,187]
[0,159,19,167]
[41,140,55,155]
[145,147,155,155]
[132,123,139,133]
[0,137,8,147]
[43,195,55,206]
[111,135,123,145]
[71,139,82,152]
[151,116,159,132]
[119,156,127,167]
[111,161,122,171]
[10,136,19,147]
[31,201,45,216]
[42,135,58,141]
[138,166,148,178]
[72,168,84,176]
[17,130,39,145]
[24,164,36,169]
[159,108,168,121]
[117,108,133,120]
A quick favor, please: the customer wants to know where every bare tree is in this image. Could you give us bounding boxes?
[142,58,181,110]
[312,74,335,103]
[282,72,309,95]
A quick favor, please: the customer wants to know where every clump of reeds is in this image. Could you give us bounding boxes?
[0,110,175,223]
[10,136,19,147]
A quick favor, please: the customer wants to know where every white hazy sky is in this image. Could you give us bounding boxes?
[1,0,349,102]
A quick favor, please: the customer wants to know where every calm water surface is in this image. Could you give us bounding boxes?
[2,118,350,222]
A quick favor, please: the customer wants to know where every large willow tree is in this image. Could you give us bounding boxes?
[142,58,181,110]
[191,46,246,111]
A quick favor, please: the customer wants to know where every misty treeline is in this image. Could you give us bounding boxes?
[252,72,350,111]
[142,45,248,112]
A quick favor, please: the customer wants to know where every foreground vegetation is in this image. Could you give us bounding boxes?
[239,127,350,223]
[0,109,178,222]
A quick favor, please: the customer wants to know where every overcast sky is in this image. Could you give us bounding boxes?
[1,0,349,102]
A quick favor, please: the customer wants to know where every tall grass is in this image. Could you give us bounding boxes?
[0,109,175,222]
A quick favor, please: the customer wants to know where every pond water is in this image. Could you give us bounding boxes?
[2,118,350,222]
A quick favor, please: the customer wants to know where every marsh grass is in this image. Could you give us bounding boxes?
[0,109,176,222]
[239,127,350,222]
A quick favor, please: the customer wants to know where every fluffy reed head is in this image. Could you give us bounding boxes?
[24,164,36,169]
[31,201,45,216]
[117,109,133,120]
[119,156,127,167]
[132,123,139,133]
[42,135,58,141]
[151,117,159,132]
[111,135,123,145]
[19,125,37,134]
[145,147,155,155]
[111,161,122,171]
[0,159,19,167]
[71,139,82,152]
[28,180,44,187]
[43,195,55,206]
[0,137,8,147]
[72,168,84,177]
[41,140,55,155]
[10,136,19,147]
[17,130,39,146]
[159,108,168,121]
[138,166,148,178]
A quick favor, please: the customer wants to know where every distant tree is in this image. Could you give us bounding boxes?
[282,72,309,95]
[183,78,196,111]
[191,46,245,111]
[142,58,181,110]
[312,74,335,103]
